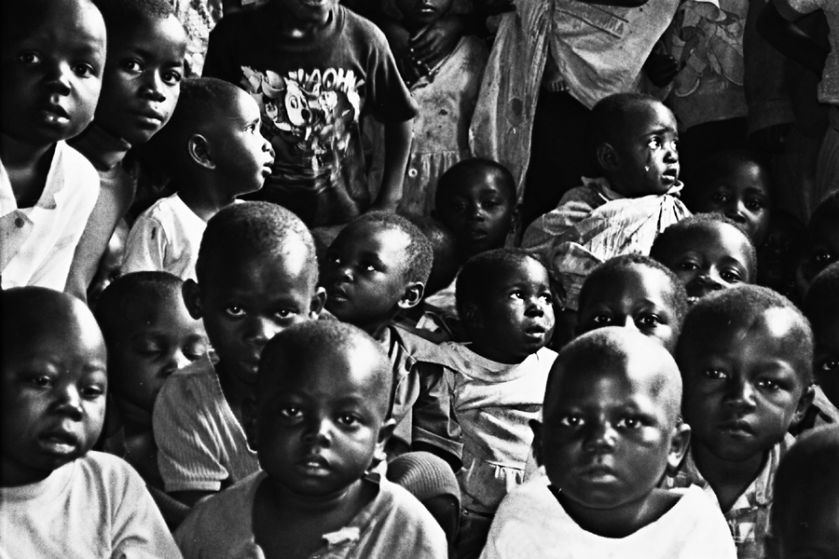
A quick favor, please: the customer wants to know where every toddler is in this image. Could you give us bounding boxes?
[766,425,839,559]
[482,327,734,558]
[651,213,757,305]
[0,287,179,557]
[203,0,417,227]
[122,77,275,281]
[796,190,839,296]
[66,0,188,299]
[0,0,106,290]
[522,93,690,312]
[437,249,557,557]
[668,285,815,558]
[756,209,804,301]
[577,254,688,354]
[153,201,325,506]
[174,320,448,558]
[321,211,460,464]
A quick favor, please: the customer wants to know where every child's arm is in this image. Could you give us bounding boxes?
[373,119,412,211]
[758,1,828,74]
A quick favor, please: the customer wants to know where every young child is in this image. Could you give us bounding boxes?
[122,77,275,281]
[435,249,557,558]
[522,93,690,313]
[796,190,839,297]
[321,211,460,464]
[650,213,757,305]
[0,287,180,557]
[756,209,805,302]
[800,262,839,427]
[765,425,839,559]
[668,285,815,559]
[378,0,488,216]
[0,0,106,290]
[687,150,773,246]
[577,254,688,354]
[153,201,325,506]
[174,320,448,558]
[482,327,734,558]
[202,0,418,227]
[66,0,188,300]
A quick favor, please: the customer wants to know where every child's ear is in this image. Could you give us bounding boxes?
[182,279,203,319]
[397,282,425,310]
[666,420,692,475]
[529,419,543,467]
[596,143,620,173]
[187,133,215,170]
[309,286,326,318]
[373,417,397,464]
[792,383,816,425]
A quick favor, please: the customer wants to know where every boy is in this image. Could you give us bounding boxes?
[577,254,688,353]
[0,0,106,290]
[122,77,275,281]
[765,425,839,559]
[153,202,325,506]
[651,213,757,305]
[669,285,816,559]
[202,0,418,227]
[321,211,460,464]
[0,287,180,557]
[796,191,839,296]
[482,328,734,558]
[66,0,188,299]
[800,262,839,427]
[174,320,448,558]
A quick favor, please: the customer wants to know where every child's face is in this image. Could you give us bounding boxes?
[610,101,679,197]
[578,264,680,353]
[436,170,516,260]
[395,0,453,27]
[257,346,389,498]
[467,258,555,363]
[208,91,275,197]
[798,217,839,288]
[539,353,685,517]
[811,309,839,409]
[0,1,106,147]
[188,250,324,386]
[757,213,804,295]
[108,295,208,412]
[657,223,754,305]
[693,161,771,245]
[1,302,107,485]
[94,15,186,145]
[680,310,810,464]
[323,222,416,332]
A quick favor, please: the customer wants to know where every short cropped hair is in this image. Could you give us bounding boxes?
[803,262,839,321]
[579,254,689,327]
[455,248,547,318]
[345,211,433,285]
[649,213,758,279]
[93,271,182,344]
[589,92,663,150]
[2,0,101,47]
[434,158,516,212]
[196,201,318,287]
[402,213,459,296]
[93,0,174,35]
[677,285,813,381]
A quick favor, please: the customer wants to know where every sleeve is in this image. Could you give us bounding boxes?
[772,0,822,19]
[153,372,230,492]
[361,22,418,123]
[411,362,463,467]
[121,214,167,275]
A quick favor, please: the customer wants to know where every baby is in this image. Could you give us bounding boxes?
[651,213,757,305]
[482,328,734,558]
[0,287,180,556]
[174,320,447,558]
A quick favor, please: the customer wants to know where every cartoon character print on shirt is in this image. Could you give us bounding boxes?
[241,65,364,190]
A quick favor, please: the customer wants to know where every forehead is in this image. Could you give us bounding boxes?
[447,169,512,201]
[109,14,186,57]
[621,101,676,138]
[207,245,315,295]
[672,223,752,260]
[686,308,806,361]
[335,222,411,255]
[15,1,106,57]
[586,264,674,304]
[489,258,549,287]
[7,306,105,367]
[706,161,769,192]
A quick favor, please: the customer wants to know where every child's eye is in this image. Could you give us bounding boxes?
[711,191,730,205]
[136,341,164,356]
[362,263,378,273]
[274,309,295,320]
[337,414,360,427]
[279,406,302,419]
[720,269,744,283]
[162,69,182,86]
[121,59,142,73]
[636,313,662,329]
[28,375,54,389]
[224,305,246,318]
[702,368,728,380]
[756,378,781,392]
[184,340,209,361]
[819,357,839,374]
[559,414,584,428]
[617,416,643,429]
[813,250,836,267]
[676,260,700,272]
[508,289,524,300]
[18,51,41,65]
[539,292,553,304]
[745,197,765,211]
[591,314,612,326]
[81,384,105,399]
[648,136,663,150]
[72,63,96,77]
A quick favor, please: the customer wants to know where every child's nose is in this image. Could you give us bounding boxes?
[166,348,192,373]
[621,315,640,332]
[723,378,757,411]
[44,61,73,95]
[302,416,332,447]
[583,420,616,452]
[140,72,166,103]
[245,316,283,344]
[54,384,84,420]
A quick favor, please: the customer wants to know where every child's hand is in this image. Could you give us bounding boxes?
[643,41,682,88]
[409,15,465,65]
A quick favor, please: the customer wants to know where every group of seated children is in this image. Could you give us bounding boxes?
[3,0,839,557]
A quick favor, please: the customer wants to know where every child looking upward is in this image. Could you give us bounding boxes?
[669,285,815,559]
[174,320,448,558]
[203,0,417,227]
[153,202,325,506]
[0,287,180,557]
[66,0,188,299]
[321,211,460,464]
[522,93,690,312]
[437,249,557,558]
[122,77,275,281]
[577,254,688,354]
[766,425,839,559]
[482,327,734,559]
[651,214,757,305]
[0,0,106,290]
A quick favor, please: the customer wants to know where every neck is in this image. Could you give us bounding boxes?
[176,178,236,222]
[691,442,767,504]
[0,133,53,172]
[468,341,527,365]
[266,476,365,516]
[553,485,662,538]
[69,123,132,171]
[0,133,55,206]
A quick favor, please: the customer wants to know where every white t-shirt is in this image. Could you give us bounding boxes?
[480,476,737,559]
[0,451,181,559]
[0,141,100,289]
[122,192,206,281]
